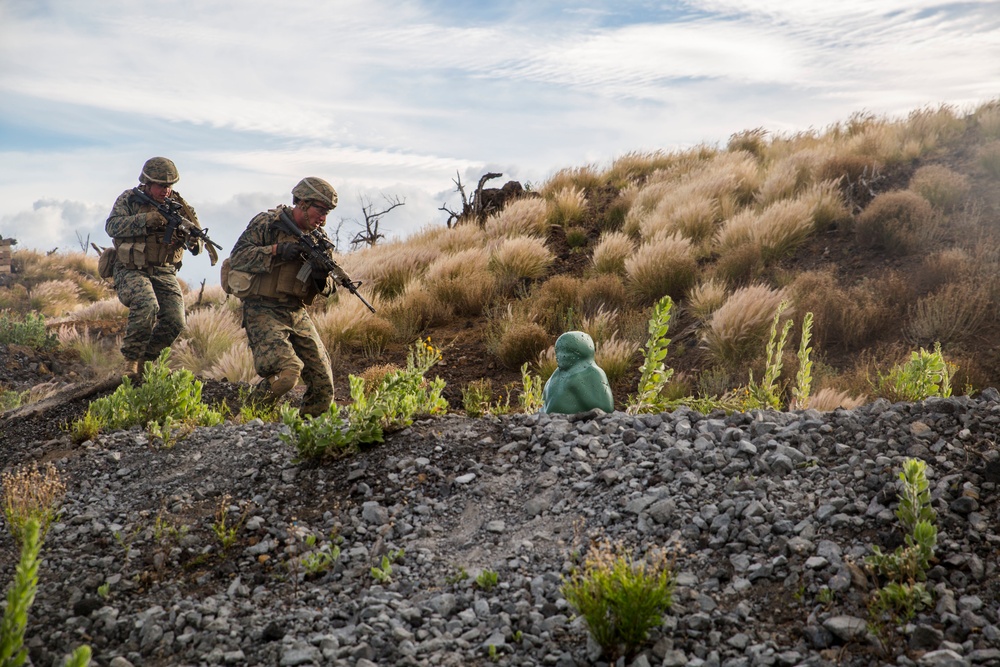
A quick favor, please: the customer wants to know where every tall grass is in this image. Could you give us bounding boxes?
[909,165,970,211]
[205,340,259,383]
[592,232,635,275]
[687,279,729,321]
[855,190,936,255]
[422,248,495,317]
[57,325,122,376]
[484,198,551,240]
[547,187,588,227]
[488,236,555,291]
[624,234,697,305]
[978,141,1000,179]
[715,197,815,262]
[29,280,82,317]
[541,166,603,196]
[380,283,451,341]
[171,307,244,376]
[702,284,789,365]
[907,281,991,346]
[313,298,395,356]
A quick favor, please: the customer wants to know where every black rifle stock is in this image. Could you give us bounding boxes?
[132,188,223,258]
[276,212,376,313]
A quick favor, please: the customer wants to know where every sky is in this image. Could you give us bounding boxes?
[1,0,999,287]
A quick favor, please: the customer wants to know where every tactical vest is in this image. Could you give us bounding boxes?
[114,233,184,270]
[225,227,322,305]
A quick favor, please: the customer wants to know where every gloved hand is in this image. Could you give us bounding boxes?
[145,211,168,230]
[275,242,301,262]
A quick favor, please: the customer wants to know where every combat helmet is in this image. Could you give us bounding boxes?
[292,177,338,209]
[139,157,180,185]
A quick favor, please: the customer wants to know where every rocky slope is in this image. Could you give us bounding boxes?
[2,392,1000,667]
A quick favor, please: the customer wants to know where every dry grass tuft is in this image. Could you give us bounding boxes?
[978,141,1000,179]
[789,270,910,352]
[433,223,488,254]
[313,298,395,356]
[727,127,769,158]
[534,345,558,382]
[687,279,729,321]
[57,325,122,376]
[358,363,403,393]
[171,307,244,375]
[484,198,551,240]
[487,306,552,370]
[643,195,719,246]
[595,335,639,384]
[578,275,628,318]
[975,104,1000,139]
[366,246,439,302]
[913,248,974,294]
[711,242,764,287]
[547,186,588,227]
[909,165,971,211]
[422,248,495,316]
[527,275,583,334]
[205,340,259,383]
[67,297,128,321]
[625,234,698,305]
[702,284,788,365]
[380,283,451,341]
[30,279,82,317]
[907,281,991,346]
[715,198,815,262]
[809,387,867,412]
[592,232,635,275]
[855,190,935,254]
[183,284,230,310]
[541,165,603,196]
[2,462,66,540]
[489,236,555,292]
[601,151,680,188]
[579,306,620,345]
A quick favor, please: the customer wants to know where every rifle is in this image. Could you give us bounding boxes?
[275,211,377,313]
[132,187,222,265]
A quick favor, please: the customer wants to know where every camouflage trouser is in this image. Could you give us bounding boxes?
[242,299,334,416]
[113,264,185,363]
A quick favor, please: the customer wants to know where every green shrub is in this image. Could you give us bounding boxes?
[282,339,448,459]
[0,311,55,349]
[562,541,676,661]
[866,459,938,634]
[462,379,510,417]
[519,363,544,413]
[626,296,674,414]
[875,342,954,402]
[71,349,224,443]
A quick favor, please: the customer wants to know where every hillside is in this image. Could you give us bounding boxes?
[1,101,1000,667]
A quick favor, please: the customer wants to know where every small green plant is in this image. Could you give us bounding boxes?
[475,569,499,591]
[487,643,499,661]
[113,525,142,561]
[1,518,43,667]
[727,301,792,411]
[212,494,247,552]
[1,465,89,667]
[519,362,544,413]
[0,311,55,348]
[791,312,814,409]
[370,549,405,583]
[512,630,523,643]
[446,567,469,585]
[282,339,448,459]
[817,586,835,605]
[562,540,676,661]
[300,545,340,576]
[237,385,285,423]
[97,582,110,600]
[875,342,954,402]
[462,379,512,417]
[0,388,28,412]
[70,349,224,444]
[626,296,675,414]
[866,458,938,643]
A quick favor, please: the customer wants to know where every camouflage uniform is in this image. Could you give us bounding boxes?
[228,206,335,416]
[105,189,202,363]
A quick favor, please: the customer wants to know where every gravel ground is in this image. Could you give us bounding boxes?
[1,391,1000,667]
